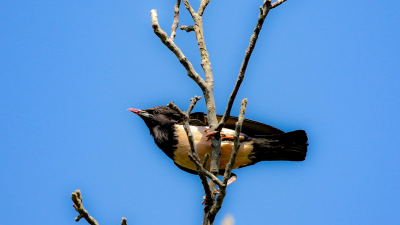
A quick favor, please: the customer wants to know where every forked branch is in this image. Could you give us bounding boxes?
[72,190,99,225]
[167,100,215,199]
[150,10,207,91]
[71,190,127,225]
[209,99,248,219]
[149,0,290,224]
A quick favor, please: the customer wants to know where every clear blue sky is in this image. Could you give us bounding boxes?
[1,0,399,224]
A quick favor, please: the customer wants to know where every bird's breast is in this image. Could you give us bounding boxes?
[173,125,254,172]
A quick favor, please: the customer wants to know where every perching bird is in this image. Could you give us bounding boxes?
[128,106,308,176]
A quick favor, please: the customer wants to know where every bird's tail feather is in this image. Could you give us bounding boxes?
[251,130,308,162]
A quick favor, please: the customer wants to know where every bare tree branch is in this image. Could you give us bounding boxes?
[167,100,220,190]
[209,99,248,219]
[170,0,181,41]
[166,101,213,201]
[272,0,287,8]
[180,25,195,33]
[149,1,288,224]
[179,0,221,205]
[150,10,207,91]
[222,98,247,185]
[186,152,224,187]
[217,0,272,131]
[198,0,212,16]
[188,95,202,114]
[71,190,99,225]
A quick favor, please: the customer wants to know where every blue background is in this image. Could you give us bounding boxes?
[1,0,399,224]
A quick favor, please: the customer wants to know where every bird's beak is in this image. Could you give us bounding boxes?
[127,108,141,114]
[127,108,150,117]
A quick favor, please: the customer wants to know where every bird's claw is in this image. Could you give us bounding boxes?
[204,129,224,141]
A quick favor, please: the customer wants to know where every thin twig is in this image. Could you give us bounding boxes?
[187,152,224,187]
[71,190,99,225]
[167,101,200,160]
[182,0,220,190]
[188,95,201,114]
[222,99,248,185]
[202,153,210,168]
[170,0,181,41]
[198,0,212,16]
[180,25,195,33]
[217,0,272,131]
[272,0,287,8]
[209,99,248,219]
[150,10,207,90]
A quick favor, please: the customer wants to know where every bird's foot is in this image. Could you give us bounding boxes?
[221,135,245,141]
[204,130,220,140]
[204,129,244,141]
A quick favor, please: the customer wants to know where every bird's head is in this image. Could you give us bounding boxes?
[128,106,182,129]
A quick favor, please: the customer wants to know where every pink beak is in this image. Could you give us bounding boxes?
[127,108,141,114]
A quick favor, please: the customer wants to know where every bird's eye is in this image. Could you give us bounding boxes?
[153,110,159,115]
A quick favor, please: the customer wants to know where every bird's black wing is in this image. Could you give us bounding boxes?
[188,112,284,137]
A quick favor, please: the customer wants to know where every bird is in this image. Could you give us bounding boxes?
[128,106,308,178]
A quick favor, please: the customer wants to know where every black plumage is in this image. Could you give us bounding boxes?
[128,106,308,175]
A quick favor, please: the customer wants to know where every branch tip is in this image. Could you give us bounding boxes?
[188,95,201,114]
[71,190,99,225]
[170,0,181,41]
[202,153,210,167]
[198,0,212,16]
[150,8,207,90]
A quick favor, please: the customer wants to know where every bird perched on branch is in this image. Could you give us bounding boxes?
[128,106,308,177]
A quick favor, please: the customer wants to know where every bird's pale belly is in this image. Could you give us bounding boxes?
[173,125,254,171]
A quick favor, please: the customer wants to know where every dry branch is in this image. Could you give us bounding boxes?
[217,0,273,131]
[71,190,99,225]
[209,99,248,219]
[188,95,202,114]
[170,0,181,41]
[71,190,127,225]
[198,0,212,16]
[186,152,224,187]
[150,10,207,91]
[166,100,214,201]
